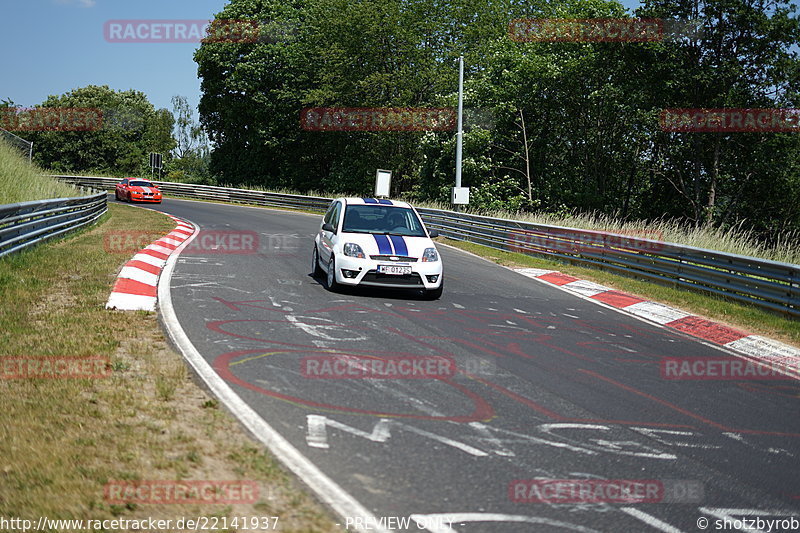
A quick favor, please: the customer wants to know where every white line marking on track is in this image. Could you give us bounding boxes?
[467,422,515,457]
[619,508,685,532]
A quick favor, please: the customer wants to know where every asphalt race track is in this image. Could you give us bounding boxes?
[139,197,800,532]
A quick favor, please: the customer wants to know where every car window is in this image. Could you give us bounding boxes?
[330,202,342,229]
[121,179,128,185]
[323,202,336,225]
[341,205,427,237]
[128,181,153,187]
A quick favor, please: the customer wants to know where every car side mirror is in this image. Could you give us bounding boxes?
[322,223,335,233]
[429,229,439,238]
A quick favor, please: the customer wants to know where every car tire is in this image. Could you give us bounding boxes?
[115,191,121,201]
[424,278,444,300]
[311,245,323,277]
[326,255,340,292]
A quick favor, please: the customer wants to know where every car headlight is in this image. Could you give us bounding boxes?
[421,247,439,262]
[343,243,366,258]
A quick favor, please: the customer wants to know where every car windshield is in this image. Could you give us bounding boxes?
[341,205,427,237]
[129,181,154,187]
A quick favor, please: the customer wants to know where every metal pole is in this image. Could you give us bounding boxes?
[455,55,464,190]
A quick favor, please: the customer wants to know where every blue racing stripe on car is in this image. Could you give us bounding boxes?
[362,198,378,204]
[377,199,393,205]
[372,234,393,255]
[388,235,408,256]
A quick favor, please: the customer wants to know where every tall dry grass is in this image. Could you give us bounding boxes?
[0,140,79,204]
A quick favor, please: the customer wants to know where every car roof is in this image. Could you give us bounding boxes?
[340,197,412,208]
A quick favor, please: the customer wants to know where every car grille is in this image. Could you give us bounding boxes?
[369,255,418,262]
[361,270,424,287]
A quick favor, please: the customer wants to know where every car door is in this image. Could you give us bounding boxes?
[319,200,341,264]
[117,179,128,197]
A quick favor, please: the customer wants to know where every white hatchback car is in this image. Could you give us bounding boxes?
[312,198,444,298]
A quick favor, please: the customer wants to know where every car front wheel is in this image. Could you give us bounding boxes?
[326,255,339,291]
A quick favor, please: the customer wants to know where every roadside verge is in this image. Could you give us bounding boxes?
[0,203,338,530]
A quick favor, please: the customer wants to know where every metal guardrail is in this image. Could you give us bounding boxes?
[0,191,107,258]
[52,175,800,318]
[53,175,332,213]
[416,209,800,318]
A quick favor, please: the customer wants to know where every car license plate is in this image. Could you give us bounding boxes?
[378,265,411,275]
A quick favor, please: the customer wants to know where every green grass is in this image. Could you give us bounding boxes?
[0,140,80,204]
[441,237,800,346]
[0,204,339,531]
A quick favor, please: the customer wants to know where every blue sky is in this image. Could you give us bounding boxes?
[1,0,643,123]
[0,0,224,117]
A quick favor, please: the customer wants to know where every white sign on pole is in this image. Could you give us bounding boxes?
[375,169,392,197]
[452,186,470,205]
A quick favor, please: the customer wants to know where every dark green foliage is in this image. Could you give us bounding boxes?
[22,85,176,176]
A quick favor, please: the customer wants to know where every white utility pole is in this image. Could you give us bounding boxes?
[452,56,469,206]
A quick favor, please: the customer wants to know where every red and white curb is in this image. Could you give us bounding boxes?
[514,267,800,372]
[106,215,195,311]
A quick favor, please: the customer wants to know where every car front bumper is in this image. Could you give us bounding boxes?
[130,196,162,203]
[334,255,443,290]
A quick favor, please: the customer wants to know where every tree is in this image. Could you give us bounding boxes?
[24,85,176,175]
[194,0,800,238]
[633,0,800,231]
[167,95,211,183]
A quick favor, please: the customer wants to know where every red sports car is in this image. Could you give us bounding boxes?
[115,178,162,203]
